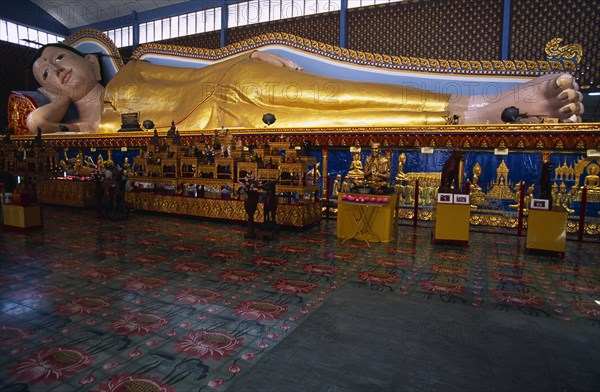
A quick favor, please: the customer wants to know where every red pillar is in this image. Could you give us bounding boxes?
[517,182,526,237]
[578,187,587,242]
[413,179,419,227]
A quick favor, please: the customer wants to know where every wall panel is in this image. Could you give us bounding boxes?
[347,0,504,60]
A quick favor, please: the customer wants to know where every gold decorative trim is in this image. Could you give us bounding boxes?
[36,179,98,207]
[9,123,600,151]
[129,31,573,76]
[124,193,322,228]
[396,209,596,236]
[10,123,600,139]
[63,29,126,70]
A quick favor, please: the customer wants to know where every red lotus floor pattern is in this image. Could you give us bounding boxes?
[0,206,598,391]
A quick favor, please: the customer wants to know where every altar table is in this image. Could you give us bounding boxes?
[336,193,397,246]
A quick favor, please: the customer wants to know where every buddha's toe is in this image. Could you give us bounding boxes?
[558,102,584,116]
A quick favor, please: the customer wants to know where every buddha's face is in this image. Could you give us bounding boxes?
[32,46,100,102]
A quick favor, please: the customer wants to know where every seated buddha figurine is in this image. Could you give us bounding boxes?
[583,164,600,190]
[364,143,390,187]
[347,152,365,181]
[395,152,407,182]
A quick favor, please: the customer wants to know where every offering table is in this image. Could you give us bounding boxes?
[337,193,397,246]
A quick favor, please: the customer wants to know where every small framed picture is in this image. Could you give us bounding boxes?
[437,193,453,204]
[453,194,470,204]
[530,199,549,210]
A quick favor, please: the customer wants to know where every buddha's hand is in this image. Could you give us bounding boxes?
[250,51,303,71]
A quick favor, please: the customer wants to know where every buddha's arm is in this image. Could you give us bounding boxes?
[250,51,302,70]
[26,94,78,133]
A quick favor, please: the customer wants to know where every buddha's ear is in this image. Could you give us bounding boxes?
[84,54,102,82]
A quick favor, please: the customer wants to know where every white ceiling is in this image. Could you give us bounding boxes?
[30,0,190,29]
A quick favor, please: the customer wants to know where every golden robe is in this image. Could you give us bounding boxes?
[100,52,451,132]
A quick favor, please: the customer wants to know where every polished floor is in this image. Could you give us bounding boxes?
[0,205,598,391]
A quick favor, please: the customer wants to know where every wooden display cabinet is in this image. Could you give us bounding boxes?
[215,157,234,179]
[237,162,258,180]
[132,156,147,176]
[146,162,162,177]
[197,164,216,178]
[162,158,178,177]
[258,168,279,181]
[279,163,304,185]
[179,157,198,178]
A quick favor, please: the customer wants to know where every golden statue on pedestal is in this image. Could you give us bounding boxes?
[341,177,351,193]
[556,182,575,213]
[364,143,390,187]
[469,162,488,206]
[395,152,407,182]
[583,164,600,189]
[581,163,600,203]
[487,160,514,199]
[347,152,364,183]
[332,174,342,198]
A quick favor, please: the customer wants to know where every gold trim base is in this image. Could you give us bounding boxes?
[125,193,322,228]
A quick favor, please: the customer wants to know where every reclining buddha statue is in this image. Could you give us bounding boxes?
[21,30,584,134]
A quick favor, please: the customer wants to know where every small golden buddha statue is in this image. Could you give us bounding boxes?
[583,164,600,189]
[97,154,104,171]
[471,162,482,190]
[332,174,342,197]
[347,152,364,181]
[557,182,575,213]
[341,178,351,193]
[395,152,407,182]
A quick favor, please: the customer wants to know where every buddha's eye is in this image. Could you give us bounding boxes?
[56,54,64,62]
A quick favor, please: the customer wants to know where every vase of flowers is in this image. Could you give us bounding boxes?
[237,172,264,239]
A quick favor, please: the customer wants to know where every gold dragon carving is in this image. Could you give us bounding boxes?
[545,38,583,64]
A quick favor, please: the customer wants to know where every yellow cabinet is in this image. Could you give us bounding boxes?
[526,208,567,255]
[3,204,42,229]
[433,203,470,243]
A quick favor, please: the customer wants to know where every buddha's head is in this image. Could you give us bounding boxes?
[31,43,102,102]
[371,143,381,157]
